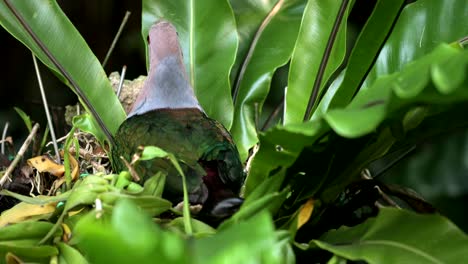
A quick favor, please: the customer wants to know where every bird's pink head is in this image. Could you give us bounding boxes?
[128,20,202,117]
[147,21,184,71]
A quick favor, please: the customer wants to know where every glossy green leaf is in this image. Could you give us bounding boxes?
[57,242,88,264]
[0,243,58,259]
[0,0,126,137]
[140,145,169,160]
[431,53,467,94]
[324,75,392,137]
[141,172,166,197]
[166,217,216,237]
[379,105,468,231]
[13,107,32,132]
[142,0,238,128]
[328,0,406,109]
[99,193,172,216]
[229,0,278,84]
[74,199,187,263]
[231,0,306,161]
[0,222,61,262]
[194,212,287,264]
[285,0,353,124]
[0,221,54,241]
[325,44,468,138]
[64,176,109,212]
[312,208,468,264]
[243,168,286,203]
[245,121,324,196]
[363,0,467,89]
[220,186,289,230]
[318,44,467,204]
[72,114,108,150]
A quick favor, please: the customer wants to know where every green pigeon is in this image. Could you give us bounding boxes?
[112,21,245,219]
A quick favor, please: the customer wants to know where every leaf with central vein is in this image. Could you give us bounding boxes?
[142,0,238,129]
[362,0,468,90]
[0,0,126,136]
[327,0,406,110]
[230,0,306,161]
[312,208,468,264]
[284,0,354,124]
[229,0,279,85]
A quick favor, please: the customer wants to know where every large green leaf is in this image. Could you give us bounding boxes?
[0,0,126,138]
[230,0,306,161]
[387,117,468,200]
[74,199,187,263]
[312,208,468,263]
[327,0,406,110]
[247,44,467,204]
[0,221,61,262]
[245,121,325,196]
[142,0,238,129]
[75,199,290,263]
[363,0,468,89]
[229,0,278,84]
[318,44,467,203]
[194,212,292,264]
[325,44,468,138]
[284,0,353,124]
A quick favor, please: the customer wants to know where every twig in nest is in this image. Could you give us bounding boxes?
[117,65,127,98]
[1,122,9,154]
[0,123,40,187]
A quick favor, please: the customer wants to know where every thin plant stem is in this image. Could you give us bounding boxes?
[102,11,131,68]
[117,65,127,98]
[1,122,9,154]
[32,53,61,163]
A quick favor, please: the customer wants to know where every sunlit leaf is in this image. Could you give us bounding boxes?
[0,1,126,137]
[328,0,406,109]
[0,199,57,226]
[140,146,169,160]
[324,44,467,138]
[363,0,467,89]
[285,0,354,124]
[74,199,187,263]
[230,0,306,160]
[194,212,286,264]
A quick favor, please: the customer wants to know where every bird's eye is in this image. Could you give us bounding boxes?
[147,35,150,44]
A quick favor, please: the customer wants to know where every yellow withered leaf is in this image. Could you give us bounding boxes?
[61,223,72,242]
[0,197,57,226]
[28,153,79,184]
[297,198,315,230]
[6,253,23,264]
[27,155,64,177]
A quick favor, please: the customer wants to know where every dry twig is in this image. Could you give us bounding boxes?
[0,123,40,187]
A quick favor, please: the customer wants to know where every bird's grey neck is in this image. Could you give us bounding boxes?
[128,56,203,117]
